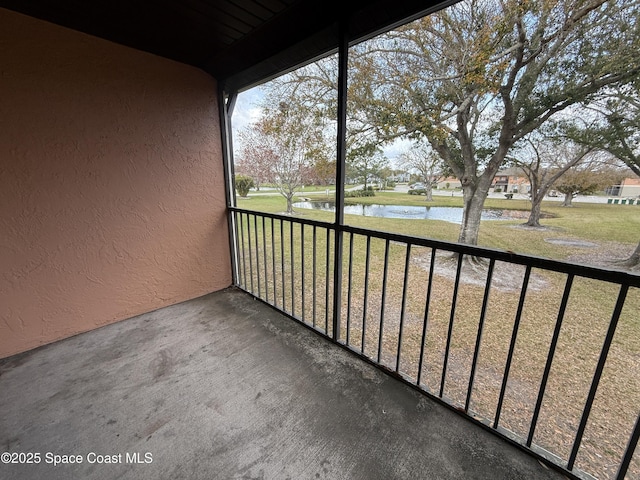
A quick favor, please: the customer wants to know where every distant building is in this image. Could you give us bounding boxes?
[433,169,535,192]
[607,177,640,197]
[435,176,462,189]
[492,167,530,193]
[620,177,640,197]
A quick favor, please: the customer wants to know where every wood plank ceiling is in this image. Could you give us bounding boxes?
[0,0,449,92]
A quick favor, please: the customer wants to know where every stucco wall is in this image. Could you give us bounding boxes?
[0,8,232,358]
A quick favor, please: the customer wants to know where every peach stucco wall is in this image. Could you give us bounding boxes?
[0,8,232,358]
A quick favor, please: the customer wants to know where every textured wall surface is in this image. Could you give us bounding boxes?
[0,8,232,358]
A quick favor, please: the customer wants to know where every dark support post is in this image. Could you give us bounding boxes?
[332,19,349,342]
[219,87,239,285]
[617,412,640,480]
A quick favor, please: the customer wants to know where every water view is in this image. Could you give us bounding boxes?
[293,201,521,223]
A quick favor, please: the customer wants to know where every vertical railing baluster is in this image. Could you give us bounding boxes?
[440,252,464,398]
[527,273,575,447]
[271,217,277,307]
[238,212,247,289]
[232,211,242,288]
[361,235,371,354]
[313,225,317,328]
[325,228,331,334]
[262,216,268,303]
[254,214,260,297]
[494,265,531,429]
[280,219,285,310]
[229,210,240,286]
[346,232,354,346]
[301,224,305,323]
[246,213,254,293]
[396,243,412,374]
[417,248,437,387]
[567,284,630,471]
[465,258,495,412]
[377,239,391,364]
[290,221,295,317]
[616,411,640,480]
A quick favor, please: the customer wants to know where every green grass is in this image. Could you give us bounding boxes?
[237,191,639,258]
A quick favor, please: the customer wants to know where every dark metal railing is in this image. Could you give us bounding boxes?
[231,208,336,336]
[229,206,640,480]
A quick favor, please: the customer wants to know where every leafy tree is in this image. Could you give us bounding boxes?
[564,86,640,267]
[251,99,331,214]
[349,0,640,245]
[234,175,254,197]
[309,157,337,186]
[567,87,640,176]
[553,163,621,206]
[241,58,338,212]
[347,142,389,190]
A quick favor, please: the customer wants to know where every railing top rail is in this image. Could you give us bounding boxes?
[229,206,640,288]
[229,206,337,230]
[343,225,640,287]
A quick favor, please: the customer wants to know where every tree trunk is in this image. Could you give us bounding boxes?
[562,192,573,207]
[617,240,640,269]
[425,182,433,202]
[526,195,544,227]
[285,193,294,214]
[458,185,489,245]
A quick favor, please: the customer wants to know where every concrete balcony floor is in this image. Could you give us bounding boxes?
[1,288,564,480]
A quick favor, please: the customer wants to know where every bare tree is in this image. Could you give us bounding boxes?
[398,141,443,201]
[241,102,324,214]
[235,129,276,191]
[512,137,594,226]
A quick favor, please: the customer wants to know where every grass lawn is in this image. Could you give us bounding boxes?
[234,191,640,479]
[237,190,639,258]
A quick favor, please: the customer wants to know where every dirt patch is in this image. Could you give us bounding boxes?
[567,241,640,272]
[510,224,564,232]
[411,250,549,292]
[545,238,599,248]
[496,209,556,220]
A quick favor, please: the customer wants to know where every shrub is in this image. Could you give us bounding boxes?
[345,188,376,198]
[235,175,254,197]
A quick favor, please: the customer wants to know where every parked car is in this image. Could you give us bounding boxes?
[408,183,427,195]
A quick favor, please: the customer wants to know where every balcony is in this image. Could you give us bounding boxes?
[1,288,564,480]
[2,2,639,480]
[228,208,640,480]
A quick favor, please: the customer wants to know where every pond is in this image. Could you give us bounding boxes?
[293,201,525,224]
